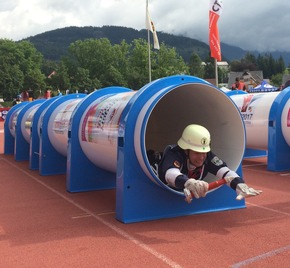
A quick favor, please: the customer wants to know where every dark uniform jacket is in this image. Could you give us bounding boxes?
[158,145,243,190]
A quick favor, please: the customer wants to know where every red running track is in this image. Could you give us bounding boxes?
[1,121,290,267]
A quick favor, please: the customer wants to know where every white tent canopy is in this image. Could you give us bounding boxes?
[250,80,278,93]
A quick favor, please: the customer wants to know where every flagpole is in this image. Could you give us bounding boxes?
[147,28,152,82]
[146,0,152,82]
[209,0,222,87]
[215,59,218,87]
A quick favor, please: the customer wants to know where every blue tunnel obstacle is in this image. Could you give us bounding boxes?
[5,75,247,223]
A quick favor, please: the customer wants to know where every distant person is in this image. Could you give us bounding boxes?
[232,77,247,91]
[57,89,62,96]
[12,96,21,106]
[21,90,29,101]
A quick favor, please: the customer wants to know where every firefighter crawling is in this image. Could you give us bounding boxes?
[157,124,262,200]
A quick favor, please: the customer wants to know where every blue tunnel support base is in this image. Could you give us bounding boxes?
[66,149,116,192]
[39,94,85,176]
[15,100,46,162]
[39,135,67,175]
[29,98,58,170]
[244,148,268,159]
[66,87,132,192]
[4,102,28,155]
[115,75,246,223]
[268,88,290,171]
[116,147,246,223]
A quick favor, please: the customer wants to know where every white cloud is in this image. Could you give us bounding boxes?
[0,0,289,52]
[0,0,17,11]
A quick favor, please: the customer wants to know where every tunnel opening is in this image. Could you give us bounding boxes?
[136,82,245,194]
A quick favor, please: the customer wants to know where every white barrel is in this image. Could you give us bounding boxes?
[77,76,245,186]
[21,103,43,143]
[281,98,290,146]
[230,92,281,150]
[48,99,83,156]
[79,91,136,172]
[9,109,21,138]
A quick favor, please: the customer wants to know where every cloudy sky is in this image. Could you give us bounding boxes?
[0,0,289,52]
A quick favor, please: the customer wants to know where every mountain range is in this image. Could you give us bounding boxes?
[23,25,290,66]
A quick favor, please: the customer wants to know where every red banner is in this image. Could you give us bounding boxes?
[209,0,223,61]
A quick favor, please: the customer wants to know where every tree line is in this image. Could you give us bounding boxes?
[0,38,288,101]
[230,52,287,86]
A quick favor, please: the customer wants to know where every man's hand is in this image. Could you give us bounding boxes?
[236,183,262,200]
[184,179,209,199]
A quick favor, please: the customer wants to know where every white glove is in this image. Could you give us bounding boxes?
[224,176,236,184]
[236,183,262,200]
[184,179,209,199]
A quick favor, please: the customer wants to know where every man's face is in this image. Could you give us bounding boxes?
[188,150,207,167]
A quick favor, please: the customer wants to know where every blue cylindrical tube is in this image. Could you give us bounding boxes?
[77,75,245,193]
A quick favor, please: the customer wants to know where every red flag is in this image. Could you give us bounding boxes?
[146,6,160,50]
[209,0,223,61]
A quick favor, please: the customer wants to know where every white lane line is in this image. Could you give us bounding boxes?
[72,211,115,219]
[231,244,290,267]
[3,158,183,268]
[247,201,290,217]
[231,201,290,266]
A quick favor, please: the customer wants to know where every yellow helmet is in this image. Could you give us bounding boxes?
[177,124,211,152]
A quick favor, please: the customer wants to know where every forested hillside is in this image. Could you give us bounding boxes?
[23,25,290,66]
[23,25,228,63]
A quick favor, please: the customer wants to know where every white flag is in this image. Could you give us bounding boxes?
[146,7,160,50]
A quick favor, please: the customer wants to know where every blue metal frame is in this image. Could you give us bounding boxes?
[39,94,86,175]
[268,88,290,171]
[66,87,132,192]
[116,75,245,223]
[4,102,29,155]
[244,148,267,159]
[14,99,46,161]
[29,97,58,170]
[4,76,249,224]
